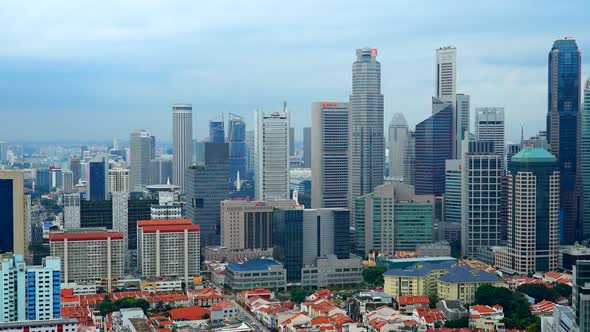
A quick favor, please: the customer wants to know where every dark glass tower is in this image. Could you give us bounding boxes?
[546,38,582,244]
[0,178,15,253]
[414,97,453,195]
[228,114,246,185]
[272,208,303,283]
[185,142,229,247]
[88,161,106,201]
[209,120,225,143]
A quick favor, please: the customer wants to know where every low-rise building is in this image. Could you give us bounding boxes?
[383,261,455,297]
[560,244,590,273]
[203,246,273,262]
[188,288,223,307]
[349,291,393,322]
[397,295,429,314]
[210,300,238,321]
[301,254,363,288]
[225,259,287,291]
[436,300,467,321]
[436,265,504,304]
[0,318,77,332]
[412,307,445,329]
[468,305,504,331]
[416,241,451,257]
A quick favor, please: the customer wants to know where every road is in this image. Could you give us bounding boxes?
[225,294,270,332]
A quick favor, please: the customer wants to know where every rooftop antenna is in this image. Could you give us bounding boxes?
[283,101,287,112]
[520,125,524,147]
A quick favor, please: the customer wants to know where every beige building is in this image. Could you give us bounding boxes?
[108,168,130,193]
[49,228,124,292]
[0,171,25,256]
[220,199,297,250]
[137,219,200,283]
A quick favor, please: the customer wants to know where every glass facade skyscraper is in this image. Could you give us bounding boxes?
[228,114,246,184]
[546,38,582,244]
[582,80,590,240]
[209,119,225,143]
[273,208,303,283]
[415,97,453,196]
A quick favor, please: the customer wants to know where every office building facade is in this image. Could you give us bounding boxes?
[475,107,505,159]
[415,97,453,196]
[546,38,582,244]
[349,48,384,209]
[87,155,108,200]
[108,168,130,193]
[388,113,409,180]
[572,260,590,331]
[209,119,225,143]
[172,104,193,192]
[303,127,311,168]
[129,129,154,191]
[506,148,560,274]
[185,142,229,247]
[228,114,246,185]
[403,131,416,186]
[0,171,25,255]
[311,102,350,209]
[581,79,590,240]
[254,109,290,200]
[436,47,458,158]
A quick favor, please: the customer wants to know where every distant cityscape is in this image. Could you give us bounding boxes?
[1,37,590,332]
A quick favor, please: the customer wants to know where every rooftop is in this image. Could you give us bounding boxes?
[511,147,556,163]
[438,265,502,283]
[228,258,282,272]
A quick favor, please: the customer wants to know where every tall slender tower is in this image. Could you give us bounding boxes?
[172,104,193,192]
[349,48,384,209]
[546,38,582,244]
[475,107,505,158]
[129,129,153,191]
[581,79,590,240]
[388,113,409,180]
[436,47,458,158]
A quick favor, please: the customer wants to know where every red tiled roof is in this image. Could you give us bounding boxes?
[168,306,210,321]
[398,294,429,305]
[137,219,193,226]
[140,225,200,233]
[211,300,234,311]
[50,231,124,241]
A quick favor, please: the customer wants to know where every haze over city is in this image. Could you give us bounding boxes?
[1,0,589,142]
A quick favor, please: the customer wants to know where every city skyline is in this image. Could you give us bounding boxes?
[0,1,589,142]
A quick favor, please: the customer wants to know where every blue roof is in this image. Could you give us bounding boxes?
[438,265,502,283]
[383,260,456,277]
[384,262,502,284]
[228,258,281,272]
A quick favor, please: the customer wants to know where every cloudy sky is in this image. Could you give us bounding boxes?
[0,0,589,143]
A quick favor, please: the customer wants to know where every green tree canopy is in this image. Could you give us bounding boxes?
[362,266,387,286]
[553,283,572,299]
[516,284,559,303]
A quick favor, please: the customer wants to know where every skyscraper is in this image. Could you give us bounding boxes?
[582,79,590,240]
[475,107,505,159]
[311,102,350,209]
[185,142,229,247]
[70,157,80,185]
[414,97,453,196]
[546,38,582,244]
[129,129,153,191]
[388,113,409,180]
[572,260,590,331]
[461,141,502,259]
[505,147,559,274]
[436,47,458,158]
[254,108,289,200]
[456,93,470,156]
[403,131,415,186]
[108,168,130,193]
[303,127,311,168]
[441,159,462,248]
[0,171,24,255]
[209,119,225,143]
[289,127,295,156]
[172,104,193,192]
[349,48,384,208]
[245,129,255,180]
[87,154,108,200]
[0,141,7,163]
[228,113,246,185]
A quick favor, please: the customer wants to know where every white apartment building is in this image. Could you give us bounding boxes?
[108,168,130,193]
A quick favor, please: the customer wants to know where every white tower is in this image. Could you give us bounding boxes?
[172,104,193,192]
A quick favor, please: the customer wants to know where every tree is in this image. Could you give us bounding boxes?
[516,284,558,303]
[98,295,116,316]
[202,313,210,320]
[428,292,440,309]
[444,317,468,328]
[362,266,387,286]
[289,287,312,303]
[475,284,540,330]
[554,284,572,299]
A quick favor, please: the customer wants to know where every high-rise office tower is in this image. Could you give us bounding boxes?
[442,160,462,247]
[572,260,590,331]
[50,168,63,190]
[546,38,582,244]
[185,142,229,247]
[461,140,502,259]
[505,147,559,274]
[228,114,246,185]
[0,141,7,163]
[137,219,200,284]
[456,93,470,156]
[70,157,80,185]
[172,104,193,192]
[0,171,24,255]
[62,170,74,193]
[87,154,108,200]
[303,127,311,168]
[63,193,81,229]
[149,158,173,185]
[130,129,154,191]
[349,48,384,208]
[254,109,290,200]
[311,102,350,209]
[436,47,458,158]
[388,113,409,180]
[403,131,415,186]
[36,168,50,191]
[506,143,521,171]
[108,168,130,193]
[289,127,295,156]
[50,229,124,292]
[475,107,505,158]
[415,97,453,196]
[582,79,590,240]
[209,119,225,143]
[245,129,255,180]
